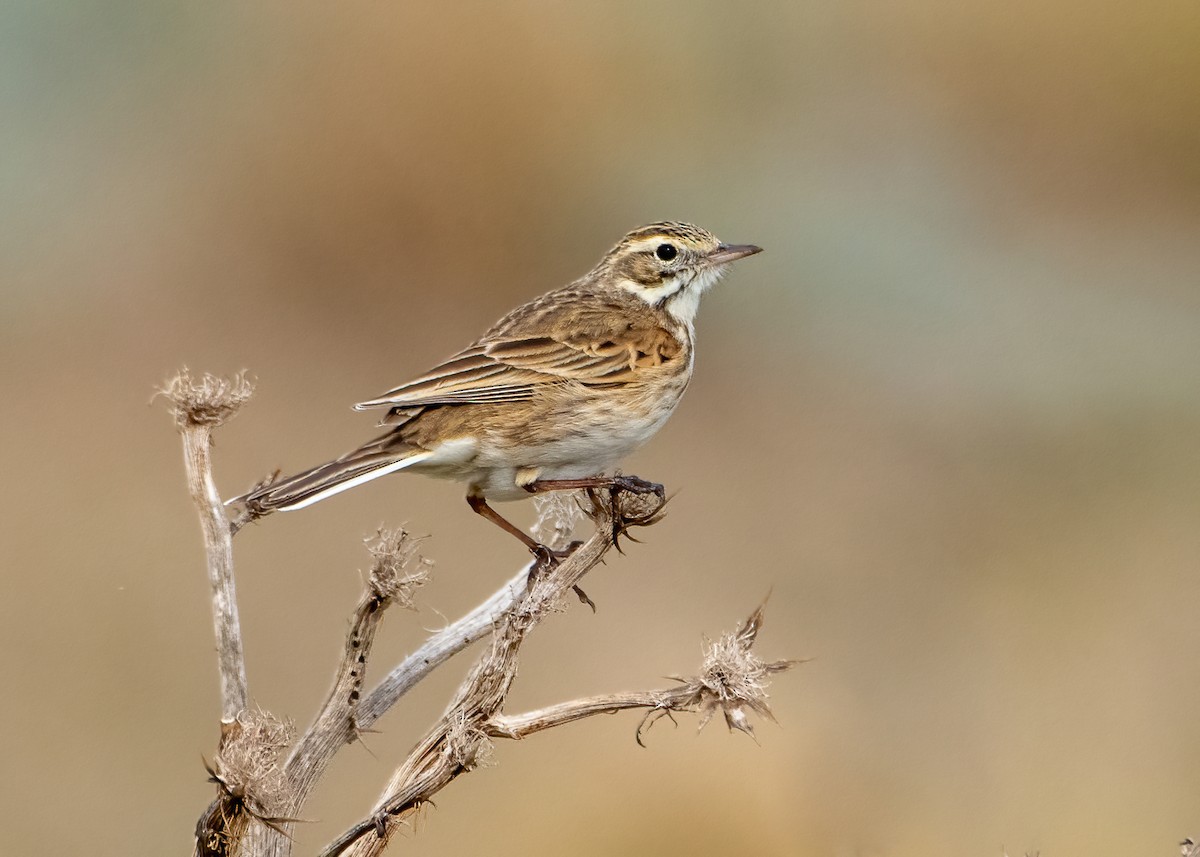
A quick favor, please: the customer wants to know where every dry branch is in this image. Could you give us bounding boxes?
[489,603,798,743]
[321,492,638,857]
[320,501,792,857]
[162,369,252,729]
[168,371,795,857]
[247,530,434,857]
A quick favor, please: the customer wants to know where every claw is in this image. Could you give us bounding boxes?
[571,584,597,612]
[526,540,584,582]
[523,475,666,552]
[605,476,667,551]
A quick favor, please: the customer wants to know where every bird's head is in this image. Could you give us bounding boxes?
[598,221,762,326]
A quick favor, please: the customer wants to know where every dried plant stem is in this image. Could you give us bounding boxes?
[168,372,794,857]
[184,424,249,725]
[487,692,676,738]
[248,534,471,857]
[266,586,404,855]
[357,566,529,727]
[169,379,250,728]
[325,589,792,857]
[323,496,645,857]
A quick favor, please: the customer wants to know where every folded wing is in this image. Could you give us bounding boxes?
[355,300,681,412]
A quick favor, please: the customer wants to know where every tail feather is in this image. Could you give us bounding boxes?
[232,443,431,513]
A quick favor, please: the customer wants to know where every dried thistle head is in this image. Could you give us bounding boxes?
[365,527,432,609]
[688,603,797,738]
[159,368,254,429]
[211,707,295,817]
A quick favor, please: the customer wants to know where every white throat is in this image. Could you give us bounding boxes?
[663,265,724,326]
[617,265,725,327]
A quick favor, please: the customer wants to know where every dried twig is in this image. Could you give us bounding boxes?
[162,369,252,729]
[319,491,633,857]
[257,530,433,856]
[169,371,795,857]
[243,504,616,857]
[488,603,798,744]
[317,492,794,857]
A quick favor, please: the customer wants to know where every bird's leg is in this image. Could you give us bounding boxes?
[523,475,666,549]
[465,493,579,575]
[466,493,540,551]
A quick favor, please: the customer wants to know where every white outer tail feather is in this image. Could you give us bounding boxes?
[271,451,435,511]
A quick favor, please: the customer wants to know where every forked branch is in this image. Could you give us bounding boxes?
[320,508,793,857]
[166,371,796,857]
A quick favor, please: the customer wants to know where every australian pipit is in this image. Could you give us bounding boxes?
[234,222,761,558]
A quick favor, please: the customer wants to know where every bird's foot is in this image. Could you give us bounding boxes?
[522,474,667,552]
[602,476,667,551]
[527,540,584,577]
[524,541,595,611]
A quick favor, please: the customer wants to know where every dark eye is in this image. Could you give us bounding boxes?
[655,243,678,262]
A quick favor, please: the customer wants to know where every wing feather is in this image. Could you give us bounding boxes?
[355,293,681,411]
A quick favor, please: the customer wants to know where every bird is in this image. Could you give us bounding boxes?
[233,221,761,559]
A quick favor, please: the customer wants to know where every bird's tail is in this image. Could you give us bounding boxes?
[230,434,431,513]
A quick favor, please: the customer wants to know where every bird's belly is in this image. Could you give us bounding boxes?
[407,378,687,501]
[465,434,628,502]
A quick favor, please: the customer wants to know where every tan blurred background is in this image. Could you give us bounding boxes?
[3,1,1200,854]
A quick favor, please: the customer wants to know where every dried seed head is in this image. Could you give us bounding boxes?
[692,604,797,738]
[365,527,432,609]
[159,368,254,429]
[212,707,294,816]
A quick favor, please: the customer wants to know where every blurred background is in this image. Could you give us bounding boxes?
[3,1,1199,854]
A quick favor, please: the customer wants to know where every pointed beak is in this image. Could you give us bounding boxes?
[706,243,763,266]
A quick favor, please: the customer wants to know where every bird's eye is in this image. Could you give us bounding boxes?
[655,243,678,262]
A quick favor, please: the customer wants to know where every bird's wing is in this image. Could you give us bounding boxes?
[355,302,682,411]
